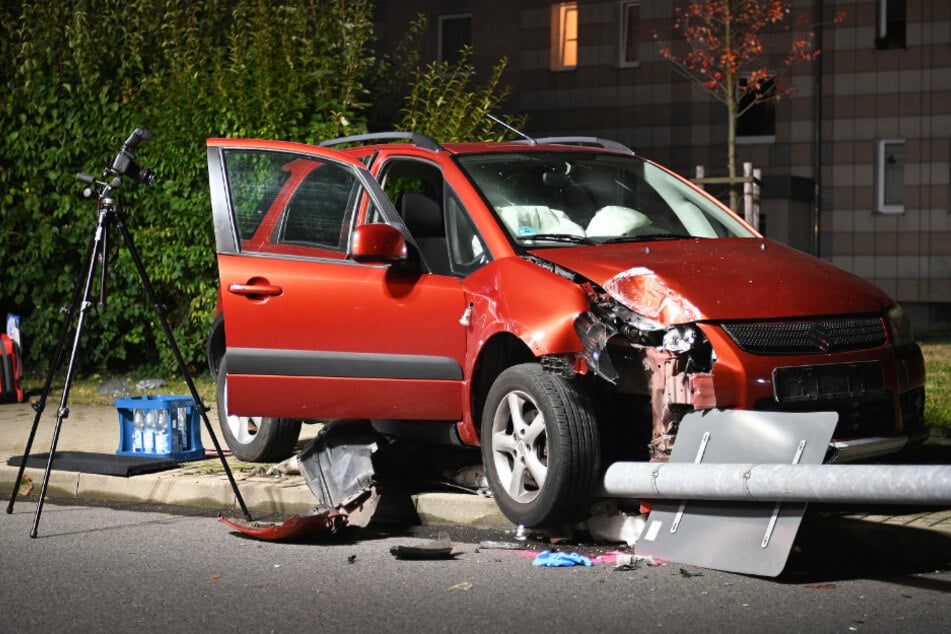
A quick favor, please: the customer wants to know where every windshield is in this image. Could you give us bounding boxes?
[455,151,755,245]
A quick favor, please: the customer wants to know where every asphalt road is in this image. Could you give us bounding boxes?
[1,501,948,633]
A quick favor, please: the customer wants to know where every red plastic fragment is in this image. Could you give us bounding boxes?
[220,508,347,541]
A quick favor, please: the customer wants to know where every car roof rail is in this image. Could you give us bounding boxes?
[527,136,634,153]
[319,131,443,152]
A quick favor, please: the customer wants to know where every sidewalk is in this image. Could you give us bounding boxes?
[0,401,511,528]
[1,401,949,538]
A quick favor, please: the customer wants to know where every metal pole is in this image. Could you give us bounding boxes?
[600,462,951,505]
[812,0,824,256]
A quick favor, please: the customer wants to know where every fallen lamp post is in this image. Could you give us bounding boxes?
[600,461,951,505]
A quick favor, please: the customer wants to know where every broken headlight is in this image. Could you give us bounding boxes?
[575,310,619,382]
[661,325,698,353]
[575,298,708,382]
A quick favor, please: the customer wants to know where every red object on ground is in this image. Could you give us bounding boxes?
[219,508,347,541]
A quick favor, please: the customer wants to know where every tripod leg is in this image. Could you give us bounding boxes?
[113,214,252,520]
[6,235,93,515]
[28,212,110,537]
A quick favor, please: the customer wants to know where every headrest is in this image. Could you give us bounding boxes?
[400,193,443,237]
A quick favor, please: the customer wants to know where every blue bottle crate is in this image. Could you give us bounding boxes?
[115,395,205,461]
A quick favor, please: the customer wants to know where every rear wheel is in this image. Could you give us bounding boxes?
[481,363,600,527]
[215,357,301,462]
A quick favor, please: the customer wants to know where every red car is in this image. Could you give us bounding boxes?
[206,133,927,527]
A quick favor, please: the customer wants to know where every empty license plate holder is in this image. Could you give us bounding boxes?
[773,361,885,403]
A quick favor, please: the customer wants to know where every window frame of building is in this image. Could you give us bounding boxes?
[550,2,579,71]
[616,1,640,68]
[876,138,906,214]
[875,0,906,49]
[438,12,472,64]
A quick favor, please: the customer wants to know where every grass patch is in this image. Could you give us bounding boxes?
[920,335,951,430]
[24,370,216,407]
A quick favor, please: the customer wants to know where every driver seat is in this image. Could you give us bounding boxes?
[399,193,451,275]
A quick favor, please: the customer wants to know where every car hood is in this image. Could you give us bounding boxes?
[532,238,891,323]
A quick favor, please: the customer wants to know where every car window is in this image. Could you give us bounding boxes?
[223,149,362,254]
[223,151,292,241]
[274,161,357,249]
[377,157,490,276]
[446,192,489,275]
[456,151,754,245]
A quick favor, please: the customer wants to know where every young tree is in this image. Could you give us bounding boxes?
[657,1,841,210]
[399,48,525,142]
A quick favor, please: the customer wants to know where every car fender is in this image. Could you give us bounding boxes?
[462,256,589,362]
[452,256,589,445]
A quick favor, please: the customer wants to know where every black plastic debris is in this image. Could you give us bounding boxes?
[390,532,456,560]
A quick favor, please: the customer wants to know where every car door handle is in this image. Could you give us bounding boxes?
[228,282,283,298]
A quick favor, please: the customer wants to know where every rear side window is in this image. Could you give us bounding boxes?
[278,163,356,248]
[223,150,362,253]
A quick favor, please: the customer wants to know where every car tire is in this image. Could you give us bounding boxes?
[481,363,601,528]
[215,357,302,462]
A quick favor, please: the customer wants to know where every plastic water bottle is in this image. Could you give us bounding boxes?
[153,409,170,455]
[144,409,158,453]
[132,409,145,452]
[175,406,189,452]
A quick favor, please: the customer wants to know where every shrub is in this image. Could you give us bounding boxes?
[0,0,374,374]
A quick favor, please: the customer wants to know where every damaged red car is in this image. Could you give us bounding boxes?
[206,133,927,528]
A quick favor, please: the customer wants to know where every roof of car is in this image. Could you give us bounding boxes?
[318,131,635,156]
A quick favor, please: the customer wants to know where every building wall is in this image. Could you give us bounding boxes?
[818,0,951,328]
[374,0,951,329]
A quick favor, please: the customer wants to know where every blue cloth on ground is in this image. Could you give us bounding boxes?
[532,550,593,567]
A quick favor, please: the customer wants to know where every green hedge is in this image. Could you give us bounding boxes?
[0,0,375,374]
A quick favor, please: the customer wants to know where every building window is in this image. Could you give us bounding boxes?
[438,13,472,64]
[875,0,906,49]
[617,1,640,67]
[877,139,905,214]
[550,2,578,71]
[736,76,776,142]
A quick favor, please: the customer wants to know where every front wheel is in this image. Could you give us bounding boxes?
[481,363,600,527]
[215,357,302,462]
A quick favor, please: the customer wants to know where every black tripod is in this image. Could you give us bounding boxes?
[6,128,252,537]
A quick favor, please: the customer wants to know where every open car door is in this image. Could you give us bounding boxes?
[207,139,467,422]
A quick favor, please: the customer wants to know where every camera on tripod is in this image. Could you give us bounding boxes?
[11,127,252,536]
[107,127,155,185]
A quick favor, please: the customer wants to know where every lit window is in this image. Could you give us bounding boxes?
[876,0,906,49]
[438,13,472,64]
[877,139,905,214]
[618,1,640,67]
[550,2,578,71]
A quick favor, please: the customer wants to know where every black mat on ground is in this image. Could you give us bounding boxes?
[7,451,178,477]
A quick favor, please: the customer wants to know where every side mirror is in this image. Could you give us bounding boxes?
[350,223,408,264]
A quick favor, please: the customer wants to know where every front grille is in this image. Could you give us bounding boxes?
[721,317,886,355]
